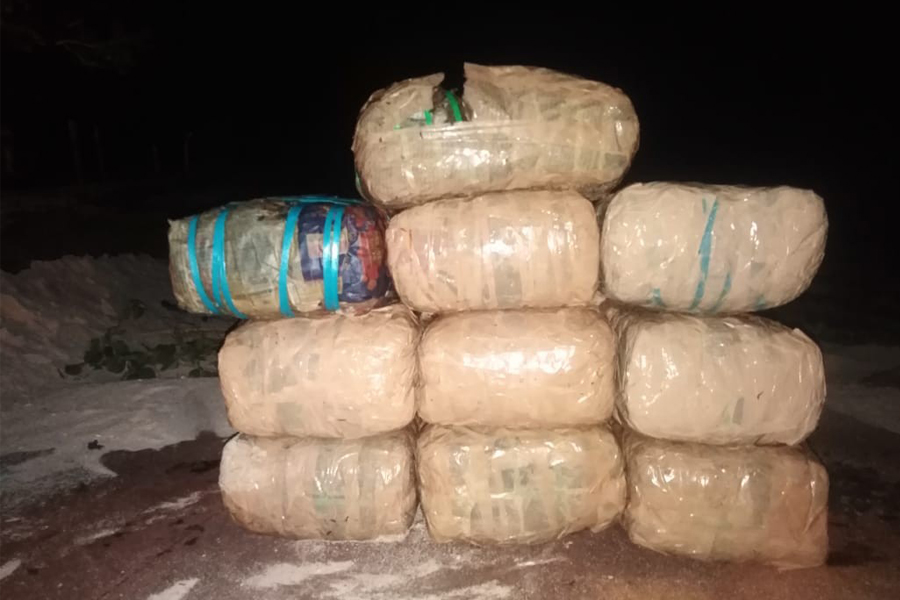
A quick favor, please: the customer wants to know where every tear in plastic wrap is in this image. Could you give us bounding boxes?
[623,435,828,569]
[417,425,625,544]
[219,431,417,540]
[353,63,639,208]
[169,199,390,318]
[418,308,616,427]
[610,307,825,445]
[387,190,599,313]
[218,305,418,438]
[600,183,827,313]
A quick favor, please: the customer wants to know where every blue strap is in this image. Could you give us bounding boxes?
[189,196,358,318]
[276,196,359,315]
[709,272,733,313]
[211,207,248,319]
[278,204,303,317]
[187,216,220,314]
[280,195,361,207]
[322,205,345,311]
[689,198,719,311]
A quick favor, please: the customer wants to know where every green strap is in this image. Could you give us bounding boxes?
[394,90,461,129]
[445,91,463,123]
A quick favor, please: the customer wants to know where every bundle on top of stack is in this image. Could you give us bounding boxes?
[387,190,600,313]
[168,196,390,318]
[354,64,638,545]
[168,196,419,541]
[600,182,830,568]
[601,182,827,313]
[353,63,640,209]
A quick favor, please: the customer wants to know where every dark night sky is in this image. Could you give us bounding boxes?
[1,10,897,290]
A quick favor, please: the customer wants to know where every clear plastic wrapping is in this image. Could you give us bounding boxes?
[219,430,417,540]
[218,305,418,439]
[387,190,600,313]
[418,308,616,427]
[168,199,390,318]
[601,182,827,313]
[624,435,828,569]
[610,307,826,445]
[417,425,625,544]
[353,63,639,208]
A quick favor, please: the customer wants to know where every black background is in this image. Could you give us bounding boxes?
[2,9,896,304]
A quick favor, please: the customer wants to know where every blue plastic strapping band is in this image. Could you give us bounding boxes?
[322,205,345,311]
[280,195,361,207]
[709,272,733,313]
[275,196,361,315]
[187,216,221,314]
[277,204,304,318]
[211,207,248,319]
[689,198,719,311]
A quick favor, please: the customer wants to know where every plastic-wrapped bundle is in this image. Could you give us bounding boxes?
[218,305,417,439]
[168,197,390,319]
[601,183,827,313]
[418,308,616,427]
[417,425,625,544]
[624,435,828,568]
[353,63,639,208]
[219,431,416,541]
[611,308,825,445]
[387,190,599,313]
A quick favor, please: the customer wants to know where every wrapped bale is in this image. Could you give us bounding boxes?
[387,190,599,313]
[417,425,625,544]
[601,183,827,313]
[219,431,416,540]
[624,435,829,569]
[353,63,639,208]
[612,309,825,445]
[219,305,417,439]
[169,198,390,319]
[418,308,616,427]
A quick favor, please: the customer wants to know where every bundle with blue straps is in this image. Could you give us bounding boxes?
[168,196,390,319]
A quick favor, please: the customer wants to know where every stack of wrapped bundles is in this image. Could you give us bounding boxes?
[416,306,624,544]
[600,182,830,568]
[353,64,638,544]
[168,197,420,540]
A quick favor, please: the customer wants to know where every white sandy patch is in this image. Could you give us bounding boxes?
[399,581,513,600]
[145,577,199,600]
[0,559,22,581]
[514,556,568,568]
[243,561,355,590]
[74,528,119,546]
[151,491,203,512]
